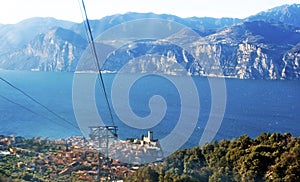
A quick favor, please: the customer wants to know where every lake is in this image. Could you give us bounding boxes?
[0,70,299,149]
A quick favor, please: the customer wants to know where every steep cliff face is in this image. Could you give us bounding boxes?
[188,41,298,79]
[235,43,276,79]
[281,44,300,79]
[187,20,300,79]
[0,27,87,71]
[0,18,75,54]
[105,43,282,79]
[94,20,300,79]
[0,4,300,79]
[100,40,197,75]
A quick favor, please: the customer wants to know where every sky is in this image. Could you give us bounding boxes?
[0,0,299,24]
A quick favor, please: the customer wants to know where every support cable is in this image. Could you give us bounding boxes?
[0,77,79,130]
[0,94,77,129]
[79,0,116,128]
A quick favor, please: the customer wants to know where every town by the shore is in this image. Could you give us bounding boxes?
[0,131,162,181]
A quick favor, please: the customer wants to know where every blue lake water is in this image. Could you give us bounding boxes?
[0,70,299,148]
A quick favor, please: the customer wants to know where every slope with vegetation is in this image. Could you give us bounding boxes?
[125,132,300,182]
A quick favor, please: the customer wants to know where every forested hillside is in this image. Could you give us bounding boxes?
[125,132,300,182]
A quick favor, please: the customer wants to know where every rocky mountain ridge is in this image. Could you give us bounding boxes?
[0,4,299,79]
[0,27,86,71]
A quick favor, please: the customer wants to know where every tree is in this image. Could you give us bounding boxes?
[125,166,159,182]
[124,132,300,182]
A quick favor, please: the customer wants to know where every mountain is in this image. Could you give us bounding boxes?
[71,12,241,39]
[282,43,300,79]
[0,17,76,54]
[0,27,87,71]
[203,21,300,79]
[247,4,300,27]
[0,4,299,79]
[87,20,299,79]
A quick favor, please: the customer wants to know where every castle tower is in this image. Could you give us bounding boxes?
[148,131,153,142]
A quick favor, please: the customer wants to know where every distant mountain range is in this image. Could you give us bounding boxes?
[0,4,299,79]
